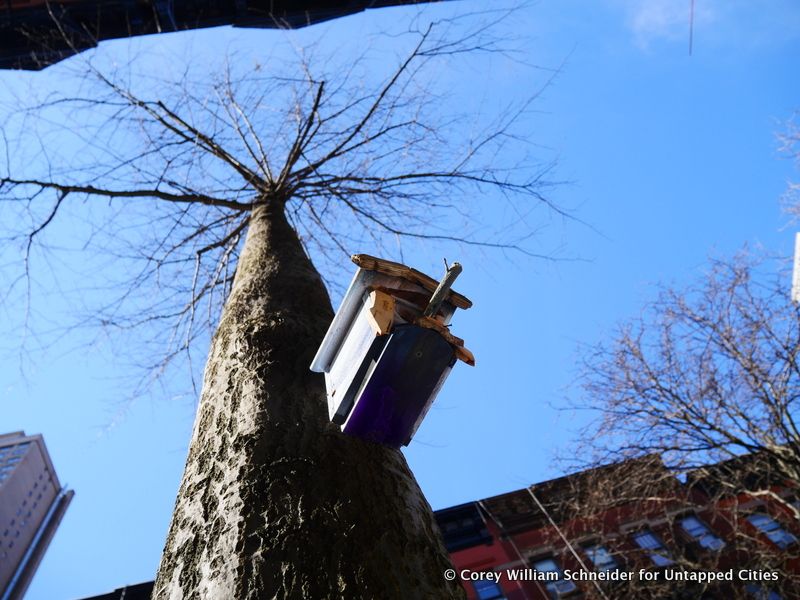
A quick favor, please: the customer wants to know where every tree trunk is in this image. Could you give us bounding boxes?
[153,200,463,599]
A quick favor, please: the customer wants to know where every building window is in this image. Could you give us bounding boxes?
[10,443,29,456]
[747,513,797,549]
[584,543,618,571]
[680,515,725,551]
[436,505,492,553]
[632,529,673,566]
[531,557,577,598]
[472,578,504,600]
[746,584,782,600]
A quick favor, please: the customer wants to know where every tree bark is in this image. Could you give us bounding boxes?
[153,200,463,599]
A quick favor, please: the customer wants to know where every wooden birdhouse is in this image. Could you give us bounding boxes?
[310,254,474,448]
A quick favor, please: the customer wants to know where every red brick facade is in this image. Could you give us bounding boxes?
[435,456,800,600]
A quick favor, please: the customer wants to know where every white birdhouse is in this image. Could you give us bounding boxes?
[310,254,473,447]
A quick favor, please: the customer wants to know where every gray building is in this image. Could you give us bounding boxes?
[76,582,153,600]
[0,431,73,600]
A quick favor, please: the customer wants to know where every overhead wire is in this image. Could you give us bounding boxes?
[477,500,536,600]
[525,487,611,600]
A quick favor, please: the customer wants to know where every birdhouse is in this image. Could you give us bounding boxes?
[310,254,474,448]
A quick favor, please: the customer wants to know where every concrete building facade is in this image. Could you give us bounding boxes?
[0,431,73,600]
[0,0,447,70]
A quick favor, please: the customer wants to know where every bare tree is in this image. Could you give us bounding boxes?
[561,255,800,599]
[781,112,800,218]
[0,11,560,598]
[574,255,800,476]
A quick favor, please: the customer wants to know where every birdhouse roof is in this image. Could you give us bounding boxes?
[310,254,471,374]
[351,254,472,309]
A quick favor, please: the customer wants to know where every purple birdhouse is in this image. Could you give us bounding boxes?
[310,254,474,448]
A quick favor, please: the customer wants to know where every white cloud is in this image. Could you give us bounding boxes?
[610,0,800,52]
[620,0,715,49]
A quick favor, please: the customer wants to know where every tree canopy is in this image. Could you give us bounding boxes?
[0,10,559,393]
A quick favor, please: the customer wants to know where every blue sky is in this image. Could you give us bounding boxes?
[2,1,800,598]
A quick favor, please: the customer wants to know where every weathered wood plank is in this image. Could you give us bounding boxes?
[365,289,396,335]
[415,315,475,366]
[351,254,472,309]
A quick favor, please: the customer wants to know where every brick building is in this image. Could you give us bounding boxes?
[434,455,800,600]
[76,453,800,599]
